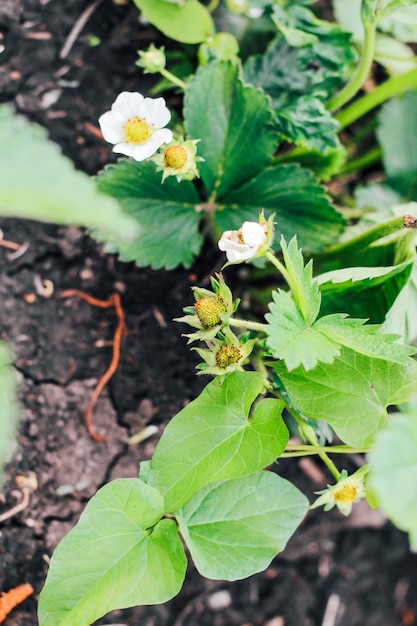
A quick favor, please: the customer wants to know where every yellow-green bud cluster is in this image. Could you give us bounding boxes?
[194,296,227,329]
[215,345,242,369]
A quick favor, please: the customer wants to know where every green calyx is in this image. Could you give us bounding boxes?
[194,296,227,329]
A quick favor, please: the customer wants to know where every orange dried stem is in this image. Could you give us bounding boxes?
[0,239,21,251]
[61,290,125,442]
[0,583,34,623]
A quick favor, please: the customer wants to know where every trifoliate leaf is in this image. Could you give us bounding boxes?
[177,472,308,580]
[96,160,202,269]
[184,61,278,199]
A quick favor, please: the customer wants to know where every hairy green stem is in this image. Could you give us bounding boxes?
[159,67,187,91]
[228,317,266,333]
[318,215,417,262]
[337,65,417,129]
[328,19,377,112]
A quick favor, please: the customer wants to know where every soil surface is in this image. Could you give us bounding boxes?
[1,1,417,625]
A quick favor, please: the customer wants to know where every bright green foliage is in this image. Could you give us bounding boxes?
[377,91,417,198]
[0,106,138,243]
[131,0,214,44]
[214,165,345,253]
[147,371,288,511]
[272,348,417,448]
[95,160,202,269]
[265,237,415,371]
[317,210,417,325]
[243,30,355,152]
[184,61,278,199]
[369,400,417,548]
[0,343,19,487]
[177,472,308,580]
[38,479,187,626]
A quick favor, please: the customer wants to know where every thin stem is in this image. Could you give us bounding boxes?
[328,19,377,112]
[159,67,187,91]
[317,215,415,263]
[339,145,382,176]
[265,250,291,284]
[289,413,341,481]
[228,317,266,332]
[337,65,417,129]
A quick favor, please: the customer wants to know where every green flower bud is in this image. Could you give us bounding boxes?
[136,45,166,74]
[215,345,242,369]
[194,296,227,329]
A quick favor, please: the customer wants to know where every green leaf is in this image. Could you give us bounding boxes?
[184,61,278,200]
[377,91,417,198]
[273,95,340,153]
[266,290,341,371]
[131,0,214,44]
[0,343,19,487]
[272,348,417,447]
[318,260,414,323]
[243,32,355,151]
[96,160,202,269]
[0,105,138,244]
[265,238,414,370]
[177,472,308,580]
[317,209,417,323]
[147,371,288,512]
[215,165,345,253]
[38,478,187,626]
[369,400,417,548]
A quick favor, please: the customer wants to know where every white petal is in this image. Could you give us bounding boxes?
[241,222,267,247]
[112,142,147,160]
[143,97,171,127]
[98,110,125,144]
[111,92,146,119]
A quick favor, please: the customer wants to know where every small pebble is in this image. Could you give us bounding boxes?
[207,589,232,610]
[265,617,285,626]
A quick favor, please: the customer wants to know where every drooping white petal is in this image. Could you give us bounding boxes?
[218,231,255,263]
[98,110,125,144]
[241,221,267,247]
[111,91,146,119]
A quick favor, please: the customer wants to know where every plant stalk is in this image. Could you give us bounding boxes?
[337,65,417,129]
[328,19,377,112]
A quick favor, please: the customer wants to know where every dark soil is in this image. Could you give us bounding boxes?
[1,1,417,625]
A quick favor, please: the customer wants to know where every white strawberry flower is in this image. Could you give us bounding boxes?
[98,92,173,161]
[218,218,270,264]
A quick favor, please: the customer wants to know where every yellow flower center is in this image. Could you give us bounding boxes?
[334,483,358,504]
[122,116,152,144]
[164,145,188,169]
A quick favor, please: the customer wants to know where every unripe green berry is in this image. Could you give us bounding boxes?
[194,296,227,329]
[215,345,242,369]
